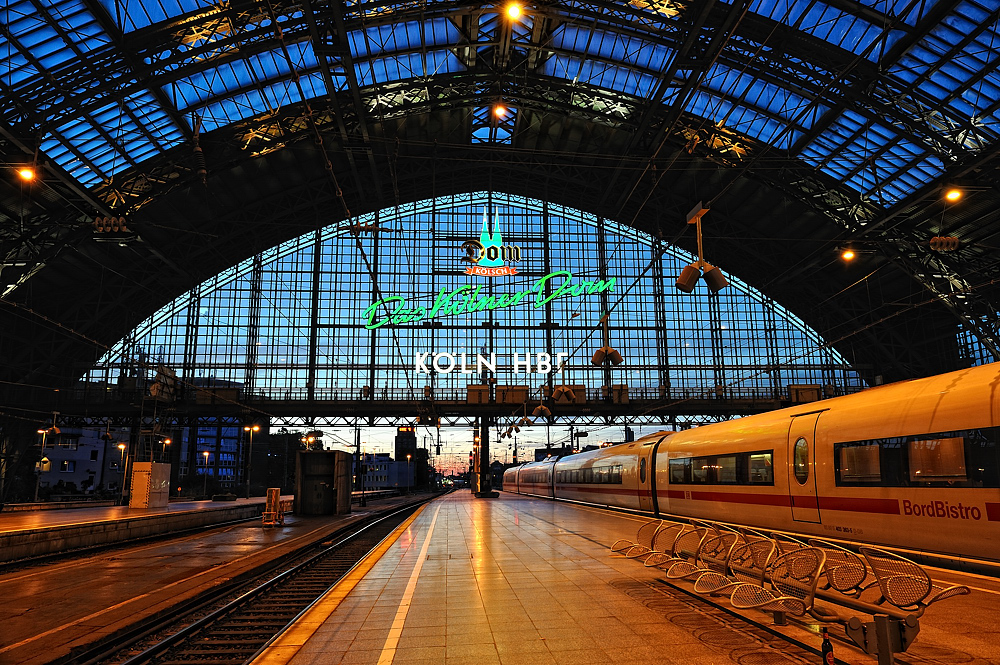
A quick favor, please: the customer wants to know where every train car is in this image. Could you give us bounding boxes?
[511,458,556,498]
[553,435,668,512]
[508,362,1000,562]
[501,465,519,493]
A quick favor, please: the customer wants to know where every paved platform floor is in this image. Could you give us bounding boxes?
[0,495,417,665]
[255,492,1000,665]
[0,497,267,534]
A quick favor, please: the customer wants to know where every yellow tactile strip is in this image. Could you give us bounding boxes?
[251,503,429,665]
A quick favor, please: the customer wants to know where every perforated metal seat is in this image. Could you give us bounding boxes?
[693,534,775,596]
[730,547,826,620]
[808,538,870,596]
[859,546,970,616]
[610,519,662,558]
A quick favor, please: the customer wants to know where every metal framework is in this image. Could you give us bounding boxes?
[3,0,1000,412]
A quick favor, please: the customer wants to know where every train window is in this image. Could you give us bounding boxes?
[909,437,967,484]
[837,444,881,484]
[717,456,738,484]
[639,458,647,483]
[691,457,710,484]
[748,453,773,484]
[835,427,1000,488]
[669,452,773,486]
[793,438,809,485]
[669,459,689,483]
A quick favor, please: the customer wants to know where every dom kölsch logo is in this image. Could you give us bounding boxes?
[461,209,522,277]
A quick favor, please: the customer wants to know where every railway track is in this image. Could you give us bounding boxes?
[62,499,430,665]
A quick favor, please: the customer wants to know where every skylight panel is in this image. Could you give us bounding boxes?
[800,113,943,203]
[347,18,458,59]
[552,25,673,72]
[165,42,316,109]
[355,50,462,86]
[0,34,37,87]
[197,72,327,131]
[887,0,1000,145]
[748,0,904,59]
[542,54,656,98]
[687,90,799,148]
[96,0,218,32]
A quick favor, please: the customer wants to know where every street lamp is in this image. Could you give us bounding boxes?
[202,450,210,498]
[117,443,127,505]
[162,437,171,461]
[243,425,260,499]
[407,453,412,493]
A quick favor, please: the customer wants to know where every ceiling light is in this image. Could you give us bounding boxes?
[506,3,521,18]
[841,249,856,261]
[494,105,507,118]
[944,188,962,202]
[17,167,35,181]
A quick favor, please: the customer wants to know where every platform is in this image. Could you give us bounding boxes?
[0,497,275,563]
[0,495,420,665]
[254,492,1000,665]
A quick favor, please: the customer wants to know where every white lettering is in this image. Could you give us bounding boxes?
[433,353,456,373]
[555,353,569,373]
[536,353,552,374]
[415,352,431,374]
[513,353,531,373]
[477,353,497,374]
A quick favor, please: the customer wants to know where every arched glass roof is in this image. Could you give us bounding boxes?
[89,191,862,407]
[4,0,1000,204]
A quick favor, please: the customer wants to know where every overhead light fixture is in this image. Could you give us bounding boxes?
[841,249,856,261]
[944,187,962,202]
[506,2,521,18]
[532,404,551,418]
[494,104,507,118]
[675,201,728,294]
[675,263,700,293]
[701,264,728,293]
[17,167,35,181]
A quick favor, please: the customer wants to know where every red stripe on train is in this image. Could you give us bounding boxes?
[986,503,1000,521]
[661,489,900,514]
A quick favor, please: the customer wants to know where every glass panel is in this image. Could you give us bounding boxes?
[748,452,773,484]
[839,444,881,483]
[909,437,967,483]
[793,438,809,484]
[717,455,737,484]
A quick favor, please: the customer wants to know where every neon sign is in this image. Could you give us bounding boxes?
[461,209,522,277]
[362,270,615,329]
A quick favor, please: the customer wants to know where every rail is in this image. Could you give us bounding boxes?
[611,518,971,665]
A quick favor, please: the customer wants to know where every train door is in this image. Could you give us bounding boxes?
[638,444,655,512]
[787,412,823,523]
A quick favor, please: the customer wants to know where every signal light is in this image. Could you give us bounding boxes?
[929,236,960,251]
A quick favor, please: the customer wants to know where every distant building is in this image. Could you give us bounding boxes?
[394,426,417,463]
[358,452,413,491]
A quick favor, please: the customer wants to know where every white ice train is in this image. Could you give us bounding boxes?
[502,362,1000,562]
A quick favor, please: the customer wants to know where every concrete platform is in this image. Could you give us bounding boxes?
[0,494,421,665]
[253,492,1000,665]
[0,497,276,563]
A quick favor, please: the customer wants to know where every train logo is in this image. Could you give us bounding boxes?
[461,209,522,277]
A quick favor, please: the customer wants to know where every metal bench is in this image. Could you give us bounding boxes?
[859,546,970,617]
[643,521,710,571]
[665,527,741,581]
[610,518,664,560]
[808,538,872,597]
[693,532,776,596]
[729,546,829,625]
